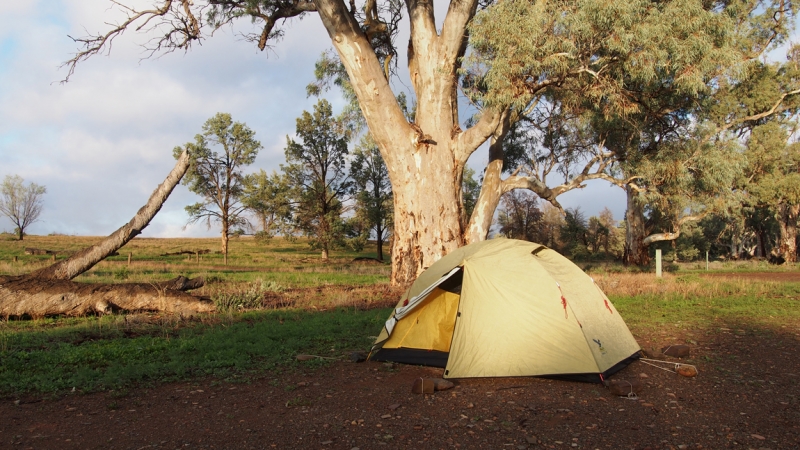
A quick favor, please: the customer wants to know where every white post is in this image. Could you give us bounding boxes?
[706,251,709,271]
[655,249,662,278]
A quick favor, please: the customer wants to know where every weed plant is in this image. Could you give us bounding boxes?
[211,279,285,311]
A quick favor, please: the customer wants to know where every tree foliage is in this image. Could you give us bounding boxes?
[349,134,392,260]
[496,190,543,242]
[283,99,351,259]
[174,113,261,262]
[0,175,46,241]
[241,169,294,240]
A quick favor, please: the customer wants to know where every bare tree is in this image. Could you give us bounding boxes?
[0,175,46,241]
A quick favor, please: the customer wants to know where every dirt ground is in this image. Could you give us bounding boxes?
[2,320,799,450]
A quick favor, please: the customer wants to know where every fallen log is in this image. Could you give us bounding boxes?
[25,248,57,255]
[155,275,205,291]
[159,249,210,257]
[0,275,214,318]
[1,150,217,317]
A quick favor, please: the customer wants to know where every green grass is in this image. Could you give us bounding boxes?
[611,279,800,330]
[1,234,799,397]
[0,235,392,285]
[0,308,391,396]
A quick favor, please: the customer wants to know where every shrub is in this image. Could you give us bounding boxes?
[113,266,130,280]
[213,279,285,311]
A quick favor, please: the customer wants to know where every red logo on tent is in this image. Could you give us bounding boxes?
[557,283,568,319]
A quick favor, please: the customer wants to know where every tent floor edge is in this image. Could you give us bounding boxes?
[600,351,643,380]
[369,348,449,368]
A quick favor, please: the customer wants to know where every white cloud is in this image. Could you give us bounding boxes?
[0,0,331,237]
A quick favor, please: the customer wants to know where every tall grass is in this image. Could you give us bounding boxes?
[594,273,800,330]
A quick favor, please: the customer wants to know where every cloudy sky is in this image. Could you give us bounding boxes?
[0,1,629,238]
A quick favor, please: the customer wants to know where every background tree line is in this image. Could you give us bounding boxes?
[178,97,393,263]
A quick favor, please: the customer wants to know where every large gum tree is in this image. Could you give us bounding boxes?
[65,0,795,284]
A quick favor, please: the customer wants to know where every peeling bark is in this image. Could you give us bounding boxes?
[314,0,496,285]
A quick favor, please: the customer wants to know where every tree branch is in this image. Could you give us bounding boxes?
[455,108,507,165]
[61,0,202,82]
[718,88,800,134]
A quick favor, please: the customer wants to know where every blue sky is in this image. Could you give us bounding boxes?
[0,1,644,237]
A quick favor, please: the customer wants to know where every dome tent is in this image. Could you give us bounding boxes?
[369,238,641,382]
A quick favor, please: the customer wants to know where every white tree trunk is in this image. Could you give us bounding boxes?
[314,0,501,284]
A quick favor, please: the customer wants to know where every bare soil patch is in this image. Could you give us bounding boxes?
[2,323,799,450]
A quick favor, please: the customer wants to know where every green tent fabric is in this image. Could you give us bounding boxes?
[369,238,641,382]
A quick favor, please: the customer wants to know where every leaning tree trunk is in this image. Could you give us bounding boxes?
[776,203,799,264]
[0,150,215,318]
[622,185,651,266]
[30,151,192,281]
[465,133,507,244]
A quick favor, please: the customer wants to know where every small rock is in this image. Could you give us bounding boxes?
[380,414,392,419]
[350,352,367,363]
[388,403,401,411]
[661,345,690,357]
[676,365,698,377]
[604,379,643,396]
[751,434,766,440]
[526,436,538,444]
[321,440,333,445]
[432,378,455,391]
[639,373,649,379]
